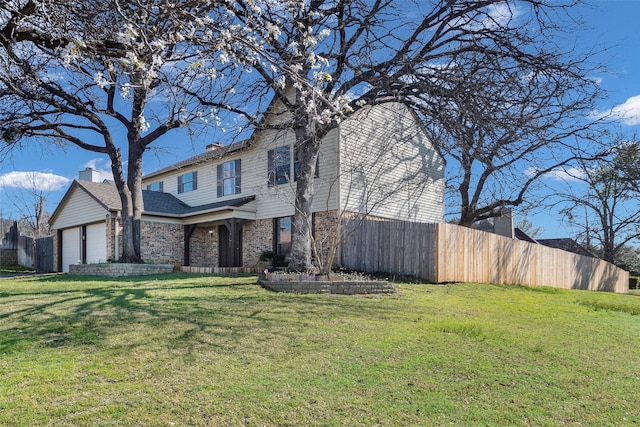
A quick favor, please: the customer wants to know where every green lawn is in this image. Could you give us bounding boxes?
[0,264,35,274]
[0,274,639,426]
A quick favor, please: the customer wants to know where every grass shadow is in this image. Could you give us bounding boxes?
[0,274,404,355]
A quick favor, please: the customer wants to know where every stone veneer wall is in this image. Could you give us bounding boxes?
[243,218,273,269]
[69,263,174,277]
[260,280,396,294]
[189,226,218,267]
[313,210,340,269]
[141,221,184,266]
[105,216,121,262]
[60,209,346,272]
[217,211,342,271]
[0,249,18,265]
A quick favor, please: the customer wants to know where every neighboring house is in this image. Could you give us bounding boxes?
[535,238,598,258]
[475,210,598,258]
[49,102,445,273]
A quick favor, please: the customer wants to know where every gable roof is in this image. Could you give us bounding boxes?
[49,179,119,225]
[514,227,538,243]
[50,179,255,225]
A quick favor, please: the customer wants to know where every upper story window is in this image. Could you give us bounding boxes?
[178,171,198,193]
[146,181,163,192]
[268,146,318,186]
[217,159,241,197]
[268,146,291,186]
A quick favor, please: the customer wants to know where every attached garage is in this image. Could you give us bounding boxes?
[59,223,108,272]
[50,178,119,273]
[61,227,81,273]
[85,222,107,264]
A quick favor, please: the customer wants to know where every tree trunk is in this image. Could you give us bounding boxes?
[288,113,320,272]
[109,147,142,263]
[119,212,140,263]
[127,143,145,262]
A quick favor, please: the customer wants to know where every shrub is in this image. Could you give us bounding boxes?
[259,250,287,268]
[629,276,639,290]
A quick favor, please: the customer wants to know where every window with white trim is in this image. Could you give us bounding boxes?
[146,181,163,192]
[217,159,241,197]
[178,171,197,193]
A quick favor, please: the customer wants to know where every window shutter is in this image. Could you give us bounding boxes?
[217,164,223,197]
[192,171,198,190]
[178,175,183,194]
[267,149,275,186]
[159,181,164,192]
[235,159,241,194]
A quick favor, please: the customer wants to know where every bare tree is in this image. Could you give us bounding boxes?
[0,0,237,262]
[554,135,640,264]
[193,0,601,270]
[3,172,54,237]
[1,0,603,272]
[413,42,602,226]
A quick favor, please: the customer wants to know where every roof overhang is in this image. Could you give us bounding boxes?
[143,200,257,224]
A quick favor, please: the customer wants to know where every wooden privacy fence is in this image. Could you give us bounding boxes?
[339,220,628,293]
[1,220,55,272]
[35,236,55,273]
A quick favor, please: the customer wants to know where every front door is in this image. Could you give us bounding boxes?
[218,220,244,267]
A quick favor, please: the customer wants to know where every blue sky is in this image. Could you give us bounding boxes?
[1,0,640,240]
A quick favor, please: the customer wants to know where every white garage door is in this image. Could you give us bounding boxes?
[62,227,81,273]
[86,223,107,264]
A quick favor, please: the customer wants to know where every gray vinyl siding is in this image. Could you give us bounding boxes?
[338,103,445,223]
[51,188,109,230]
[140,128,340,221]
[138,102,441,224]
[246,127,340,220]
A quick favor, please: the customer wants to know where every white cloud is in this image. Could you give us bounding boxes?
[485,3,521,27]
[0,171,71,191]
[525,166,587,182]
[610,94,640,126]
[592,94,640,126]
[454,2,522,31]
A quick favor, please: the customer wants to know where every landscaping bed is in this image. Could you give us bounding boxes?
[68,263,174,277]
[259,271,396,294]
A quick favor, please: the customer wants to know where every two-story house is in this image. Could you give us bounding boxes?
[49,102,445,273]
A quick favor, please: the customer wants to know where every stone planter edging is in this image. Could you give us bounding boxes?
[68,263,174,277]
[260,280,396,295]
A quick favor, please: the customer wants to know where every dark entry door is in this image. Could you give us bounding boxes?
[218,221,243,267]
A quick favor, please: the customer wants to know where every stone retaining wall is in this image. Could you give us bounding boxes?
[0,249,18,265]
[68,263,174,277]
[181,266,261,275]
[260,280,396,295]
